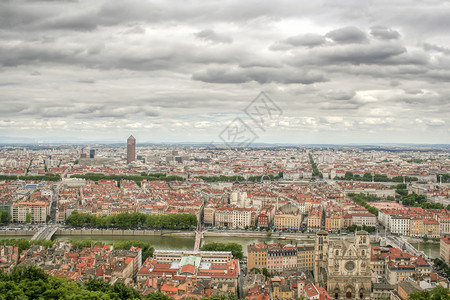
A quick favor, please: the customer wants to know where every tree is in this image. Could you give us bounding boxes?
[25,213,32,224]
[111,281,140,299]
[0,211,11,224]
[409,285,450,299]
[0,265,149,299]
[345,172,354,180]
[85,277,111,293]
[363,172,372,181]
[262,268,269,277]
[200,242,244,260]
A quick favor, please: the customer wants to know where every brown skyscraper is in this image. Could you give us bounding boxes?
[127,135,136,164]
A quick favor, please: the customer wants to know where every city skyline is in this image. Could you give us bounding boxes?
[1,0,449,144]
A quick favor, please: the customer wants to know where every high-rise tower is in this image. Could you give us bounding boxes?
[127,135,136,164]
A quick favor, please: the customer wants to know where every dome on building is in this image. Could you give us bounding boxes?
[261,174,271,182]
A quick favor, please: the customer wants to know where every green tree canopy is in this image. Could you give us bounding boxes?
[200,242,244,260]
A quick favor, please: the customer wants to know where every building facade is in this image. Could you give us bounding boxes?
[248,243,315,273]
[127,135,136,164]
[441,236,450,264]
[314,230,372,300]
[273,213,302,231]
[11,201,49,223]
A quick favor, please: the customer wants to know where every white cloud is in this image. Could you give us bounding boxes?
[0,0,448,143]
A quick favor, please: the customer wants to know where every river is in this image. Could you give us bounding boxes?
[0,234,441,258]
[52,234,315,256]
[409,242,441,259]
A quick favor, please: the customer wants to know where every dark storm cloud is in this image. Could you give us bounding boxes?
[270,33,326,50]
[195,29,233,44]
[0,0,448,143]
[325,26,368,44]
[288,43,408,67]
[77,79,95,84]
[423,43,450,55]
[0,100,160,119]
[370,26,400,40]
[0,44,80,67]
[192,66,328,84]
[322,90,356,101]
[0,0,321,32]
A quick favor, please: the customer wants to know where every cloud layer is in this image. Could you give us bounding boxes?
[0,0,449,143]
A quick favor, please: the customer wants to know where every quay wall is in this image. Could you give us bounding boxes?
[0,230,36,236]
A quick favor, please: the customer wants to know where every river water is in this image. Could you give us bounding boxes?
[52,235,314,256]
[0,234,441,258]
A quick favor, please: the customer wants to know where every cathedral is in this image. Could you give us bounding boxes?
[314,230,372,299]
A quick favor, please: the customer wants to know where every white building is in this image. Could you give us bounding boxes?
[389,216,410,236]
[11,201,49,223]
[351,213,377,227]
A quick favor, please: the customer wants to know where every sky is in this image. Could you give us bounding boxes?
[0,0,449,145]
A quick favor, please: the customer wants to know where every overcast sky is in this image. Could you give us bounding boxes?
[1,0,449,144]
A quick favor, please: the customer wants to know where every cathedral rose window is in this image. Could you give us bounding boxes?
[345,261,355,271]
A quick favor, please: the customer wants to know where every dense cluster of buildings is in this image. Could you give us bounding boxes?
[18,242,142,283]
[0,145,448,233]
[1,145,450,299]
[313,150,449,182]
[0,231,449,299]
[247,243,315,273]
[378,207,450,237]
[136,250,239,298]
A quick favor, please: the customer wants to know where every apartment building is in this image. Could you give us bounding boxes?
[423,218,440,238]
[389,216,410,236]
[351,212,377,227]
[273,213,302,231]
[203,207,215,226]
[296,244,315,271]
[11,201,49,223]
[214,208,233,227]
[435,212,450,235]
[370,246,430,285]
[248,243,314,273]
[440,236,450,264]
[325,214,343,232]
[307,207,322,232]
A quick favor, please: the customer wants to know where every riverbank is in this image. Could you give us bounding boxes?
[0,230,35,236]
[0,228,367,240]
[405,236,441,244]
[55,229,317,240]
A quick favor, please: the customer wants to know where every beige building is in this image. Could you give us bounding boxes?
[440,236,450,264]
[248,243,310,273]
[437,215,450,236]
[371,246,430,286]
[11,201,49,223]
[315,231,372,300]
[325,214,343,232]
[307,208,322,232]
[274,213,302,230]
[351,213,376,227]
[203,207,215,226]
[410,218,425,237]
[214,208,233,227]
[247,244,268,270]
[297,244,315,271]
[423,218,440,238]
[232,208,254,229]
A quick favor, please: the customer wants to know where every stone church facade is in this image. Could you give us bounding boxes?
[314,230,372,299]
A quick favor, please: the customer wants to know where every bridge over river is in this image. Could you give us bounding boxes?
[31,225,58,240]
